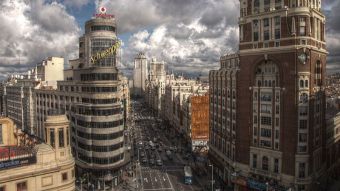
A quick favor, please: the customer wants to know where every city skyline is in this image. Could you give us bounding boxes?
[0,0,339,80]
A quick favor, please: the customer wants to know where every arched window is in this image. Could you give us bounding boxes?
[262,156,269,170]
[305,80,308,87]
[300,80,304,88]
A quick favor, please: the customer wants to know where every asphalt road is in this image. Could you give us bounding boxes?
[131,100,203,191]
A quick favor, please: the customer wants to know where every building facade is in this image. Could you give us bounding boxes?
[0,116,75,191]
[33,13,130,189]
[209,0,327,190]
[2,57,64,135]
[145,58,166,114]
[133,52,148,97]
[182,93,210,151]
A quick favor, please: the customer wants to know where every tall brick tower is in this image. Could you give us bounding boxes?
[209,0,327,190]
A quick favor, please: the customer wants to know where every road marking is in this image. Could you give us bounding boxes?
[165,172,174,191]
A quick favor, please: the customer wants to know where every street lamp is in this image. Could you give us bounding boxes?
[209,164,214,191]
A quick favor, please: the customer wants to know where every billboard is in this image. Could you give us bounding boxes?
[191,95,209,140]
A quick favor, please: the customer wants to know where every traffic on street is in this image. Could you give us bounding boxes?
[131,99,205,191]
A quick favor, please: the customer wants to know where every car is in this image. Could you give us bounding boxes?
[140,152,145,157]
[158,147,162,152]
[149,159,155,165]
[156,159,163,166]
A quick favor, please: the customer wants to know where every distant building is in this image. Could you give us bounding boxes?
[326,112,340,170]
[145,58,166,114]
[133,52,148,97]
[0,116,75,191]
[2,57,64,135]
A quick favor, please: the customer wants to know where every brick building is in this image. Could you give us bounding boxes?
[209,0,327,190]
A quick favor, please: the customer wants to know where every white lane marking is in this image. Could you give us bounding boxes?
[165,172,174,191]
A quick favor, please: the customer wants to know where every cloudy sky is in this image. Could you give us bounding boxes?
[0,0,339,79]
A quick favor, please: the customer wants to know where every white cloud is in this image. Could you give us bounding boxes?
[98,0,240,77]
[0,0,80,79]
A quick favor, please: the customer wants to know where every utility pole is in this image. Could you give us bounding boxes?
[209,164,214,191]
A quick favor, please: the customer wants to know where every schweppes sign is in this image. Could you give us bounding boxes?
[91,40,121,63]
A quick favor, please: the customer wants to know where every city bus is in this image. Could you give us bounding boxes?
[184,166,193,185]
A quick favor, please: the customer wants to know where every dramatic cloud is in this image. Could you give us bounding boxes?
[0,0,339,79]
[325,0,340,73]
[0,0,80,79]
[98,0,239,77]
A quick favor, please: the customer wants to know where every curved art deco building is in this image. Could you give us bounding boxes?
[35,14,129,189]
[69,15,129,186]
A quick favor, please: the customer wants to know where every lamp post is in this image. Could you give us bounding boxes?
[209,164,214,191]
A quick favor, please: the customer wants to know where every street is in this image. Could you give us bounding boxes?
[131,99,204,191]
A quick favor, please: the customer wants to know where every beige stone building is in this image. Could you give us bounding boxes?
[0,116,75,191]
[2,57,64,135]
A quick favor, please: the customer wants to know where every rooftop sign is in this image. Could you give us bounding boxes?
[94,7,114,18]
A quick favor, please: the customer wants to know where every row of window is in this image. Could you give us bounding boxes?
[77,130,123,140]
[49,128,69,148]
[81,98,119,104]
[81,86,117,93]
[76,119,124,129]
[77,153,124,164]
[77,107,122,116]
[77,141,124,152]
[91,25,115,32]
[253,17,281,42]
[80,73,118,81]
[252,154,280,173]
